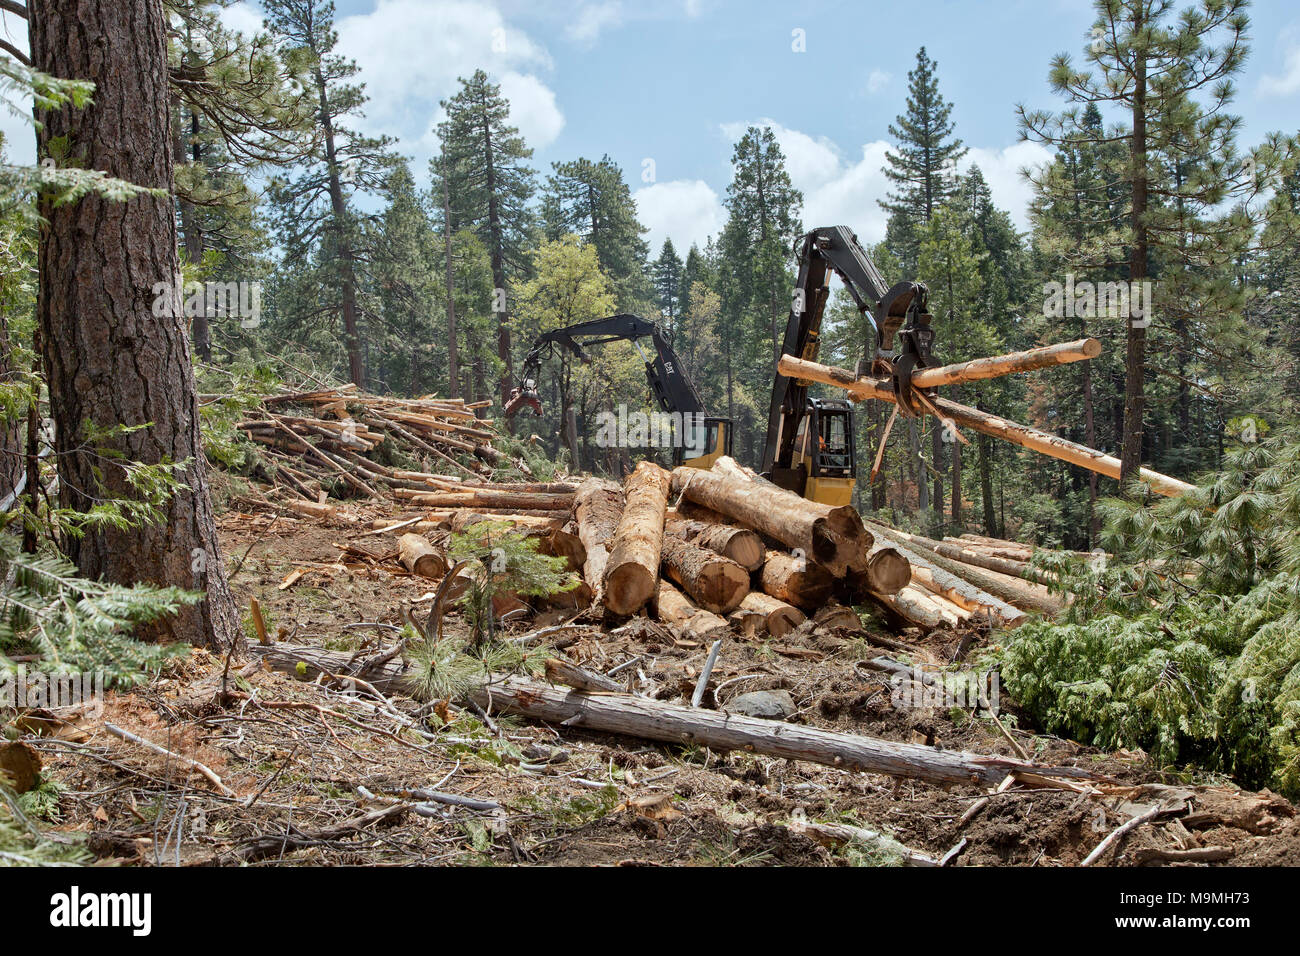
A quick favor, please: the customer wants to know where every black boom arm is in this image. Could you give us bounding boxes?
[762,225,935,474]
[506,313,708,419]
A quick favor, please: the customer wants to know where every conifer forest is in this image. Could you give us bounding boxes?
[2,0,1300,903]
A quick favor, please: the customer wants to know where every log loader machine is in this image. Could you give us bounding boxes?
[762,224,937,505]
[504,313,732,469]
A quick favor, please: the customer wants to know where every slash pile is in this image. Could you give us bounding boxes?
[233,383,514,504]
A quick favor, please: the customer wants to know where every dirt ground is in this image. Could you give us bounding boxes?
[14,493,1300,867]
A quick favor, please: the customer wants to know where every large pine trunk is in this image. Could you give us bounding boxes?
[572,478,623,605]
[760,550,834,610]
[603,462,671,615]
[660,534,748,614]
[30,0,240,649]
[1120,21,1148,490]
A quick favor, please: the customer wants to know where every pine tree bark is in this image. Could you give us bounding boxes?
[313,63,365,388]
[171,96,210,363]
[603,462,671,616]
[978,427,996,535]
[441,170,459,398]
[0,312,22,500]
[1120,11,1148,490]
[30,0,240,649]
[478,93,513,410]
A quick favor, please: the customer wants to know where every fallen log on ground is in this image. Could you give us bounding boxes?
[788,810,939,866]
[249,643,1106,788]
[397,489,574,510]
[397,533,448,579]
[603,462,672,616]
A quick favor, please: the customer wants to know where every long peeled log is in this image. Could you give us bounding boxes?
[904,338,1101,389]
[603,462,672,616]
[398,488,575,510]
[779,354,1195,498]
[864,521,1027,624]
[867,519,1055,616]
[670,465,866,575]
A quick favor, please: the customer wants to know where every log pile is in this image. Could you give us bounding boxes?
[229,334,1162,638]
[358,454,1089,637]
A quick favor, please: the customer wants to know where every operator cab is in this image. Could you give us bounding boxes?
[677,414,733,469]
[770,398,856,506]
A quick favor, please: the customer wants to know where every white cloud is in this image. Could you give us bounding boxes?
[1261,36,1300,96]
[218,1,265,37]
[498,72,565,148]
[866,69,891,94]
[720,118,1051,242]
[567,2,624,47]
[960,140,1053,232]
[333,0,562,167]
[634,179,726,254]
[721,119,892,243]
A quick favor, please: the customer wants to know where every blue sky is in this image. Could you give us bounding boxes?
[5,0,1299,255]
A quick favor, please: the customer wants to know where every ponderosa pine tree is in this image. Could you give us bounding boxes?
[375,162,440,395]
[263,0,395,387]
[918,204,989,528]
[29,0,239,648]
[652,238,683,342]
[167,1,314,361]
[717,126,802,459]
[880,47,966,516]
[541,155,650,311]
[880,47,967,274]
[1018,0,1293,491]
[437,70,537,407]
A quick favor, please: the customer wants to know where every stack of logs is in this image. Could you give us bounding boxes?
[235,384,507,509]
[373,455,1079,635]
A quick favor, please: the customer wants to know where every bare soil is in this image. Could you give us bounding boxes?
[16,495,1300,867]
